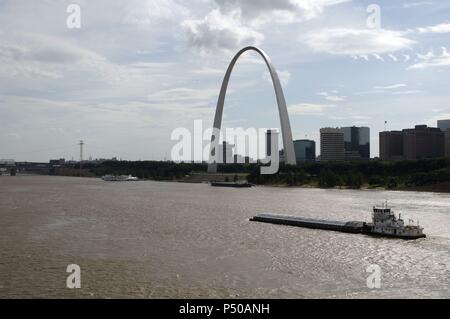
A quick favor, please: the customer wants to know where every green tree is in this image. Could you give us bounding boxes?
[319,170,337,188]
[386,177,398,189]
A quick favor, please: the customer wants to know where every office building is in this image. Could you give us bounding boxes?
[438,120,450,157]
[341,126,370,160]
[438,119,450,132]
[320,128,345,161]
[293,140,316,162]
[379,131,404,161]
[217,142,234,164]
[445,130,450,157]
[265,129,279,157]
[380,126,445,160]
[402,125,444,160]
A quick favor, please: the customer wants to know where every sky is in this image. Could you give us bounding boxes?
[0,0,449,162]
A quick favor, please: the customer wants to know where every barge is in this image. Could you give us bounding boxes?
[250,214,366,233]
[250,203,426,240]
[210,181,253,188]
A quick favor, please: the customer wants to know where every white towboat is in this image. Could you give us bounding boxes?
[367,202,425,239]
[101,175,139,182]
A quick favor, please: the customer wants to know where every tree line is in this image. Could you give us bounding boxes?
[85,158,450,190]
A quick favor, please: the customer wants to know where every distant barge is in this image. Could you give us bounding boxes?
[250,203,426,240]
[210,181,253,188]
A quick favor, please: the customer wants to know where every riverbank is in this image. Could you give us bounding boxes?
[25,157,449,194]
[28,173,450,194]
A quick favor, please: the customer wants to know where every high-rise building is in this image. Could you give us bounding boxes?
[217,141,234,163]
[445,130,450,158]
[438,119,450,132]
[438,120,450,158]
[320,128,345,161]
[379,131,403,161]
[403,125,444,160]
[293,140,316,162]
[265,129,279,157]
[341,126,370,160]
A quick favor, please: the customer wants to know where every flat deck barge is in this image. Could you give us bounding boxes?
[250,214,366,234]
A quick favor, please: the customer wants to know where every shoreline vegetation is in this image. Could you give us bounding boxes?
[47,158,450,194]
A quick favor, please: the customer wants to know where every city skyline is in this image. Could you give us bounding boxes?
[2,119,450,164]
[1,1,450,162]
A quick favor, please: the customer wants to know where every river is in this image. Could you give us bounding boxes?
[0,176,449,298]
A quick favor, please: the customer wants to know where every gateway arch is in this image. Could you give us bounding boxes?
[208,46,297,173]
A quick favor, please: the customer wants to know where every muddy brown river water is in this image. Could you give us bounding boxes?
[0,176,449,298]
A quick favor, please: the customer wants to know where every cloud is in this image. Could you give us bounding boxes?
[329,115,370,120]
[182,0,350,53]
[0,32,103,65]
[417,23,450,34]
[0,33,101,85]
[147,87,218,105]
[264,69,291,86]
[391,90,423,95]
[388,54,398,62]
[124,0,189,25]
[182,9,264,53]
[289,103,336,115]
[317,91,346,102]
[214,0,351,25]
[374,84,407,90]
[304,28,415,55]
[408,47,450,69]
[403,2,433,9]
[372,53,385,62]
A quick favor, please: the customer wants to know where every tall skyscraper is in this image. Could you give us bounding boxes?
[341,126,370,160]
[320,128,345,161]
[379,131,403,161]
[293,140,316,162]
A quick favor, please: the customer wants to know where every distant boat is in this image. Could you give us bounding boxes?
[102,175,139,182]
[210,181,253,188]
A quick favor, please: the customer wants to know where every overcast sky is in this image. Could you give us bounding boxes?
[0,0,449,162]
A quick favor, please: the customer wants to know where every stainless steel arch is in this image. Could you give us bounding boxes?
[208,46,297,172]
